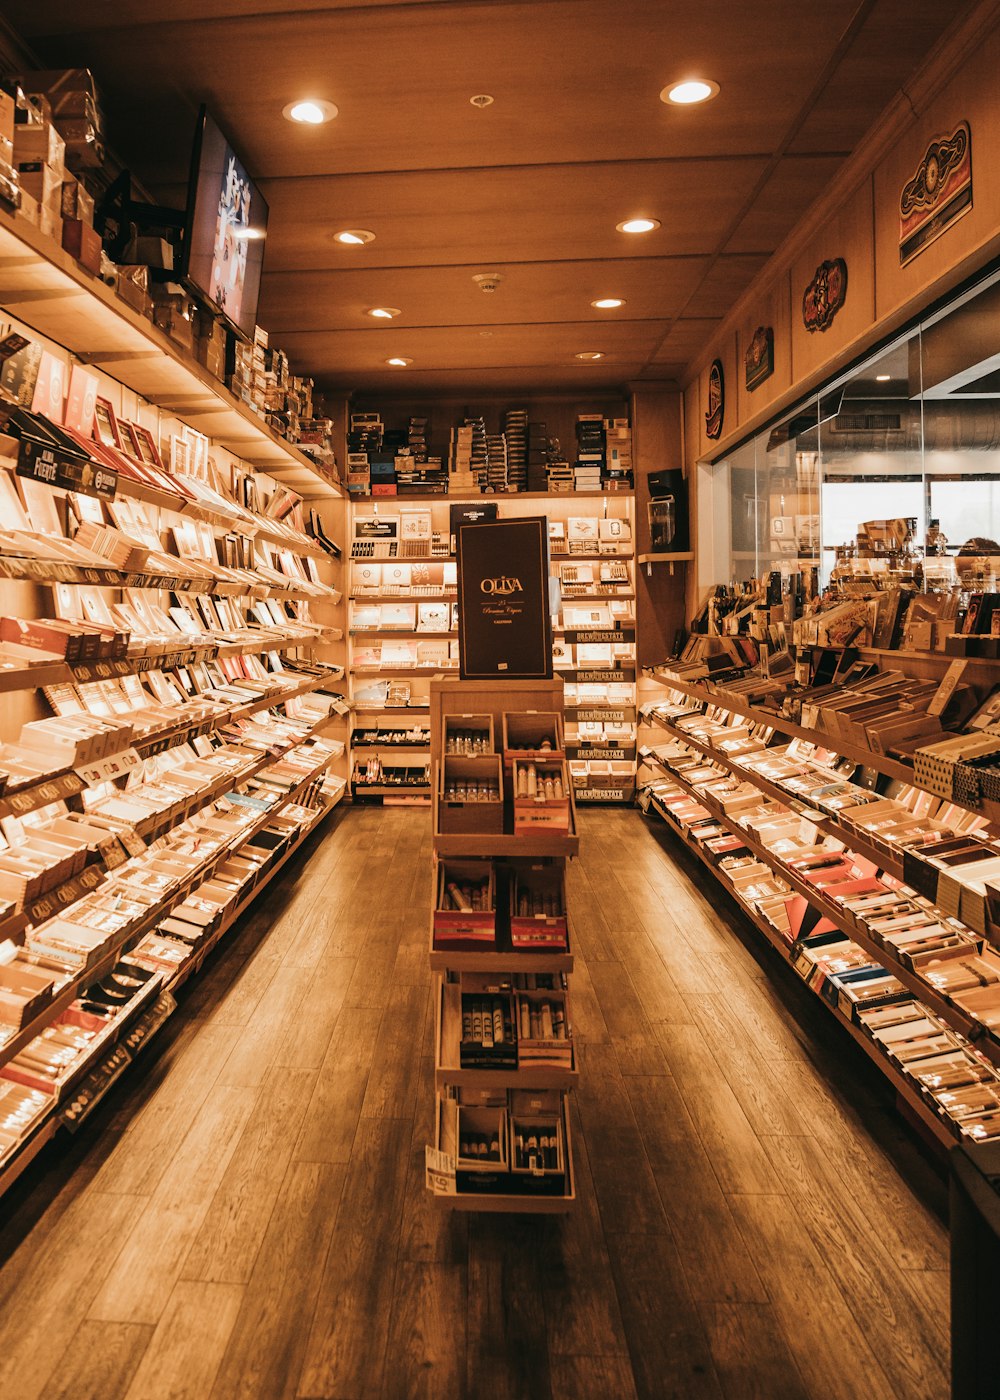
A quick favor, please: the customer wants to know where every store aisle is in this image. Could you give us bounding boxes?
[0,807,949,1400]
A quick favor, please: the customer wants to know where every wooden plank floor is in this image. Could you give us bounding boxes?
[0,806,950,1399]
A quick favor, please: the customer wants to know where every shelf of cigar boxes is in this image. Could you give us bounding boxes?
[638,779,961,1150]
[638,736,1000,1131]
[0,659,345,825]
[0,737,346,1190]
[428,1085,576,1211]
[650,635,1000,827]
[0,206,340,497]
[0,435,340,603]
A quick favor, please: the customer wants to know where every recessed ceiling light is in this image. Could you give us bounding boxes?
[875,373,891,381]
[575,351,605,361]
[592,297,625,309]
[661,79,719,106]
[617,218,660,234]
[386,357,412,367]
[335,229,376,245]
[283,99,338,124]
[366,307,401,319]
[470,94,494,107]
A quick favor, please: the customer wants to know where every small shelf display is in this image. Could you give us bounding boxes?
[426,677,577,1210]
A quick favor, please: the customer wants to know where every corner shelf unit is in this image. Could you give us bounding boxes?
[426,677,577,1212]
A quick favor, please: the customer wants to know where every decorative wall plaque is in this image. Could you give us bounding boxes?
[899,120,972,265]
[744,326,774,391]
[705,359,724,439]
[802,259,848,333]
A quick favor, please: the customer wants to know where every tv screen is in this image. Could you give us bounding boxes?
[184,106,268,339]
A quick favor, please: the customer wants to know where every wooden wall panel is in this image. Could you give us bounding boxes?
[873,21,1000,324]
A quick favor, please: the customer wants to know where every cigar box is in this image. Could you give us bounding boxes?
[502,711,564,769]
[433,857,495,950]
[512,759,571,834]
[0,957,58,1028]
[456,981,518,1070]
[438,755,503,834]
[509,1089,567,1191]
[455,1103,508,1179]
[514,989,573,1068]
[509,862,567,951]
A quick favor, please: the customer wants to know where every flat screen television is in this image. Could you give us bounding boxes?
[183,105,268,339]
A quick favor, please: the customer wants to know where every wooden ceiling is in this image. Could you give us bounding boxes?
[6,0,971,400]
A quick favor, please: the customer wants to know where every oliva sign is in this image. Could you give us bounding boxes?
[480,576,523,595]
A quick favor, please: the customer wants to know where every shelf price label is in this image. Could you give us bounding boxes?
[424,1145,456,1195]
[75,748,142,787]
[17,438,118,500]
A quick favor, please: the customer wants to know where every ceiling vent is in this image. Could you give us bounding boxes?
[831,411,903,432]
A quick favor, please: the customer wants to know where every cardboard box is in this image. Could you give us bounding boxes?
[61,217,101,273]
[16,159,61,207]
[509,862,568,951]
[433,857,496,950]
[438,755,503,834]
[14,119,64,169]
[512,759,571,834]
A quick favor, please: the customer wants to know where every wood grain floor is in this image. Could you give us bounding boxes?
[0,806,950,1399]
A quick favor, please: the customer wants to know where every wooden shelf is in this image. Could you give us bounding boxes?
[637,552,694,564]
[0,745,340,1080]
[643,754,1000,1072]
[349,594,457,604]
[0,206,340,497]
[643,791,955,1152]
[651,668,1000,828]
[357,490,633,503]
[640,711,905,879]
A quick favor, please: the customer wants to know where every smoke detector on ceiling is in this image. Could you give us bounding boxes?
[473,272,502,293]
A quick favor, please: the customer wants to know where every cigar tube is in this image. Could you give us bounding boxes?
[519,891,529,917]
[552,1004,566,1038]
[530,1006,542,1039]
[553,773,564,800]
[543,775,554,800]
[447,881,472,912]
[515,1131,524,1167]
[540,1001,554,1039]
[492,1002,504,1044]
[527,763,537,797]
[526,1133,539,1170]
[516,766,527,798]
[482,1002,494,1049]
[472,1004,483,1042]
[489,1133,500,1161]
[519,999,530,1039]
[462,1007,474,1040]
